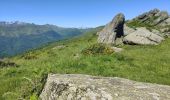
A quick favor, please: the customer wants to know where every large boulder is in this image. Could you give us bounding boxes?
[124,24,136,36]
[123,27,164,45]
[40,74,170,100]
[98,13,125,44]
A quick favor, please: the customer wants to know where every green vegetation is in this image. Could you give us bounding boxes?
[82,43,114,55]
[0,60,18,68]
[0,27,170,99]
[126,20,155,31]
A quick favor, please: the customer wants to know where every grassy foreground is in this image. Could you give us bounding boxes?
[0,29,170,99]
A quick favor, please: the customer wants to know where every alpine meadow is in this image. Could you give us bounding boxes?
[0,0,170,100]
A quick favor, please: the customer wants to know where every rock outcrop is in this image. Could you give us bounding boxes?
[40,74,170,100]
[98,13,125,45]
[132,9,169,26]
[122,9,170,45]
[123,27,164,45]
[98,9,169,46]
[126,9,170,37]
[124,24,135,36]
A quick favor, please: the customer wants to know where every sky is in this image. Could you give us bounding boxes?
[0,0,170,28]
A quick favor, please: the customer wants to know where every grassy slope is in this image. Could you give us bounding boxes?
[0,27,170,99]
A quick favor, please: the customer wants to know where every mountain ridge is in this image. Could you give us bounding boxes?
[0,21,93,58]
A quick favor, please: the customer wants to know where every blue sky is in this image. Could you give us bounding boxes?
[0,0,170,27]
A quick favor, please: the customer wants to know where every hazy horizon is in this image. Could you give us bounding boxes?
[0,0,170,28]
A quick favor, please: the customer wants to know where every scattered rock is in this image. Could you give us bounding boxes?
[123,27,164,45]
[111,47,123,53]
[40,74,170,100]
[98,13,125,44]
[73,53,80,59]
[53,45,66,50]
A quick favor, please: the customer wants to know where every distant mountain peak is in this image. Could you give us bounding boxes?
[0,21,33,26]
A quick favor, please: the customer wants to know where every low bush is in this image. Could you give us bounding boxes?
[22,54,38,60]
[82,44,114,55]
[0,60,18,68]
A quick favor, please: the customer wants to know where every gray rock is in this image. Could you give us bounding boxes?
[151,29,165,37]
[98,13,125,44]
[135,9,160,22]
[160,27,170,33]
[53,45,66,50]
[40,74,170,100]
[159,17,170,26]
[132,9,169,26]
[165,17,170,24]
[154,11,169,25]
[111,47,123,53]
[124,24,136,36]
[123,27,164,45]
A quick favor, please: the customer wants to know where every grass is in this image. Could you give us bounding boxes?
[126,20,155,31]
[0,28,170,99]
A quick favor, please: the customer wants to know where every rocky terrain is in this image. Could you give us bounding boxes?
[40,74,170,100]
[130,9,170,27]
[39,9,170,100]
[98,9,170,45]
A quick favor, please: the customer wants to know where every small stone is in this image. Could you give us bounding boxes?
[114,93,119,96]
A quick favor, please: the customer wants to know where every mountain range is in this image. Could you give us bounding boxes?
[0,22,92,57]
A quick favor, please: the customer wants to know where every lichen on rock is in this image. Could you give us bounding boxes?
[40,74,170,100]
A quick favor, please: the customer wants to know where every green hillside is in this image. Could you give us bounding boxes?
[0,26,170,99]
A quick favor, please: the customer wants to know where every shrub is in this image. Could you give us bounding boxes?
[82,44,114,55]
[0,60,18,68]
[22,53,38,60]
[21,73,48,99]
